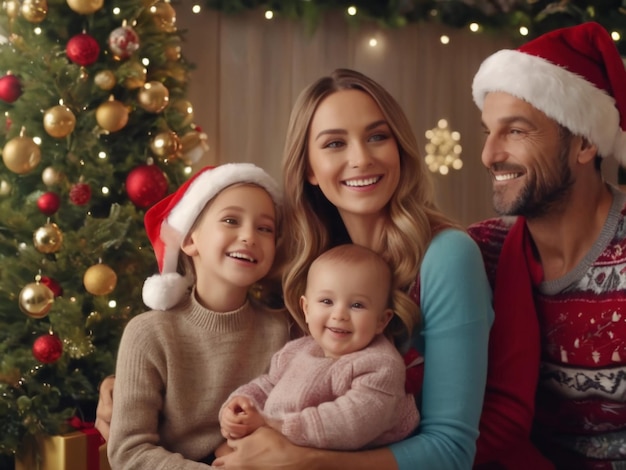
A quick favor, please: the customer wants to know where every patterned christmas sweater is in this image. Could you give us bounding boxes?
[468,186,626,470]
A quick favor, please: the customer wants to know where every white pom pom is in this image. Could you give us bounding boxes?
[142,272,191,311]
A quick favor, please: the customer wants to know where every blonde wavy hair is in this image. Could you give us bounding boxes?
[280,68,459,346]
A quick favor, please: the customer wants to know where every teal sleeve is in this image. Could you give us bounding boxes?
[390,229,494,469]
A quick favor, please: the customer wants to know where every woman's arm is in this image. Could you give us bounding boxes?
[389,229,493,469]
[213,426,399,470]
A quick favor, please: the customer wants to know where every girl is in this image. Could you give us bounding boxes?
[107,163,291,469]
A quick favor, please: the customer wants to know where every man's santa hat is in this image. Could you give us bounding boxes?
[472,22,626,165]
[142,163,281,311]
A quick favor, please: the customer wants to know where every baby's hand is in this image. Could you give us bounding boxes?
[220,396,266,439]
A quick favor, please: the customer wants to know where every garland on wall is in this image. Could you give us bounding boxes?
[204,0,626,53]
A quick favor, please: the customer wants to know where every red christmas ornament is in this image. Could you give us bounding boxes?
[40,276,63,298]
[126,164,168,209]
[32,333,63,364]
[66,33,100,66]
[37,191,61,215]
[69,182,92,205]
[0,74,22,103]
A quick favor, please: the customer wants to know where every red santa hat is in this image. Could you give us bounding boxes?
[142,162,281,311]
[472,22,626,165]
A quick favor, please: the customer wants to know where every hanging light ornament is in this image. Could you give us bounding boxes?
[424,119,463,175]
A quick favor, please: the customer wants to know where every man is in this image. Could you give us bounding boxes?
[469,22,626,469]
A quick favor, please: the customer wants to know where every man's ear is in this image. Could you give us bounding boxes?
[577,137,598,165]
[376,308,394,334]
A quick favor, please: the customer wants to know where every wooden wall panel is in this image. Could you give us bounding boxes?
[177,7,525,226]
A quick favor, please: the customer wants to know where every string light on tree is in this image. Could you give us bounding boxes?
[424,119,463,175]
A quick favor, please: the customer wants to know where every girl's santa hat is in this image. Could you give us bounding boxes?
[142,163,281,311]
[472,22,626,165]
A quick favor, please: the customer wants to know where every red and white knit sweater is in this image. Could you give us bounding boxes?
[469,186,626,470]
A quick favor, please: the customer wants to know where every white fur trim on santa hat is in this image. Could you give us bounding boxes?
[472,49,623,162]
[167,162,281,239]
[142,272,192,310]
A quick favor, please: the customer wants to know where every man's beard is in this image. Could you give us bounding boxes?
[493,147,574,219]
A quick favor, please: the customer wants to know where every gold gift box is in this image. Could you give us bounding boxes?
[15,431,110,470]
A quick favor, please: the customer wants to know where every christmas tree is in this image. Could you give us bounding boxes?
[0,0,207,465]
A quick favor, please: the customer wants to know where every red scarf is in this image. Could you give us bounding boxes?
[475,216,554,469]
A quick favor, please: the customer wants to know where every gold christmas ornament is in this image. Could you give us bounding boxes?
[149,66,186,85]
[4,0,20,19]
[2,135,41,174]
[137,81,169,113]
[43,105,76,138]
[96,98,129,132]
[119,61,147,90]
[83,263,117,296]
[33,222,63,254]
[164,44,181,61]
[180,130,209,165]
[150,2,176,32]
[94,70,116,91]
[166,99,194,128]
[150,130,181,161]
[66,0,103,14]
[19,281,54,318]
[21,0,47,23]
[42,166,64,186]
[0,179,11,196]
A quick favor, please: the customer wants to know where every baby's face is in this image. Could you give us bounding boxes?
[300,259,391,358]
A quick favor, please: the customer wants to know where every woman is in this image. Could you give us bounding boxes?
[98,69,493,469]
[214,68,493,469]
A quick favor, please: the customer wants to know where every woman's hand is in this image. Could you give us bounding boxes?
[213,426,397,470]
[95,375,115,441]
[213,426,311,469]
[214,440,234,458]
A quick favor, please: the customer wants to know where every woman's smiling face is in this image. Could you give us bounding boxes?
[306,89,401,221]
